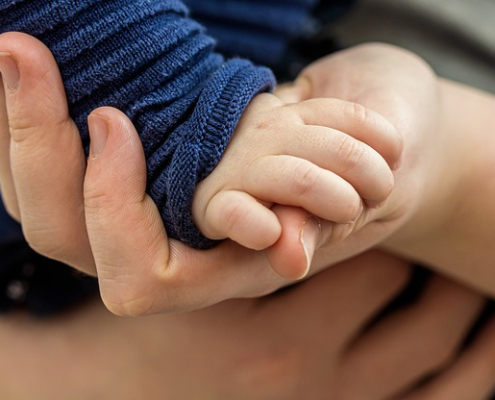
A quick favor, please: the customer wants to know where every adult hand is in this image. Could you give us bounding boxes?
[0,33,485,315]
[0,35,409,316]
[1,251,493,399]
[0,33,325,315]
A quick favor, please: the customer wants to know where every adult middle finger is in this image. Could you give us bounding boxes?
[0,33,95,274]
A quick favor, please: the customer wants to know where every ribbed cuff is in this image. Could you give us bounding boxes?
[152,59,275,249]
[0,0,276,250]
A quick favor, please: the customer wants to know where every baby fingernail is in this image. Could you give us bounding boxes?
[0,52,20,91]
[300,216,321,279]
[88,113,109,159]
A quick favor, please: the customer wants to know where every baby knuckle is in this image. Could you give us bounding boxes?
[254,117,289,141]
[337,136,366,173]
[291,161,321,197]
[253,117,273,133]
[344,101,369,127]
[338,192,362,223]
[221,200,248,235]
[347,196,363,221]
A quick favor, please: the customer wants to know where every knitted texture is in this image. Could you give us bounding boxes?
[0,0,276,249]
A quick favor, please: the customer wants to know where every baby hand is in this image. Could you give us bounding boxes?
[193,92,402,265]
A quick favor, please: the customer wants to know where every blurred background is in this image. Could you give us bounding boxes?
[331,0,495,93]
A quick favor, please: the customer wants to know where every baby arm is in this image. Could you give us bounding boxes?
[192,92,402,278]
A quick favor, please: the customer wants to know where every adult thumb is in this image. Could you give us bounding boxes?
[266,206,320,281]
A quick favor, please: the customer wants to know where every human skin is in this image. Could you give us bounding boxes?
[295,44,495,297]
[0,34,402,313]
[1,251,494,400]
[1,36,495,399]
[2,36,495,313]
[383,80,495,296]
[191,92,401,257]
[0,33,318,314]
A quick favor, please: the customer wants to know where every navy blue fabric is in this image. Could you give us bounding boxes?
[185,0,319,65]
[0,0,279,249]
[0,0,356,249]
[0,0,358,315]
[186,0,357,68]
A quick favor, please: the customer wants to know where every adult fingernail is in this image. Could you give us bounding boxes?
[299,216,321,279]
[0,52,20,91]
[88,113,109,159]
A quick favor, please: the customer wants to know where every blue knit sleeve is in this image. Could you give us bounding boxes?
[0,0,275,249]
